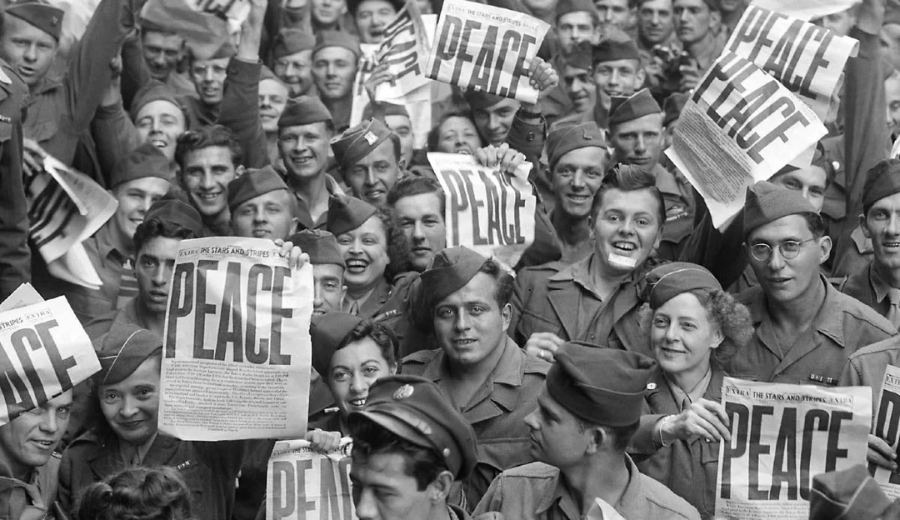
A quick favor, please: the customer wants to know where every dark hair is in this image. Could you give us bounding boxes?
[556,7,601,27]
[336,319,399,370]
[386,176,446,217]
[83,353,163,439]
[639,288,753,372]
[174,125,243,171]
[426,111,485,152]
[479,258,514,308]
[591,164,666,227]
[349,416,447,491]
[372,207,411,282]
[576,419,640,452]
[133,219,199,256]
[76,466,192,520]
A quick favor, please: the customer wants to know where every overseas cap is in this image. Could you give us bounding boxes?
[564,40,593,71]
[410,246,488,330]
[609,88,662,126]
[556,0,595,17]
[326,194,378,236]
[547,121,606,169]
[663,92,689,127]
[129,81,185,123]
[312,31,361,59]
[644,262,721,310]
[361,102,410,120]
[349,375,478,480]
[226,165,289,212]
[809,465,895,520]
[272,28,316,59]
[331,118,396,171]
[6,0,64,40]
[278,95,333,128]
[142,198,204,237]
[463,88,505,112]
[287,229,345,268]
[593,31,640,64]
[742,180,818,240]
[110,142,172,188]
[548,342,657,426]
[862,158,900,213]
[94,324,163,386]
[310,312,364,376]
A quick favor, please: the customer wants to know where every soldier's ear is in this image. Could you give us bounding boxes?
[429,471,455,502]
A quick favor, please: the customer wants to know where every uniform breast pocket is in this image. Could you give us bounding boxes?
[519,309,563,339]
[26,117,57,144]
[699,439,720,513]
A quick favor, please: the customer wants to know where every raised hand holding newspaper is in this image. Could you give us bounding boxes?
[715,378,870,520]
[158,237,314,441]
[0,296,101,426]
[425,0,550,104]
[427,152,536,267]
[267,438,354,520]
[373,0,431,99]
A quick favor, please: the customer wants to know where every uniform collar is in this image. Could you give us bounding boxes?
[869,263,896,305]
[533,455,647,519]
[747,275,847,348]
[96,221,130,263]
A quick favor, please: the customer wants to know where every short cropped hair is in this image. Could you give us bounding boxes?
[175,125,243,170]
[591,164,666,227]
[133,218,200,256]
[349,416,448,491]
[387,176,446,217]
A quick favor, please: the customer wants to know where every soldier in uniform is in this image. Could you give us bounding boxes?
[332,118,402,208]
[347,375,483,519]
[228,165,299,242]
[473,344,700,520]
[402,246,550,507]
[0,56,30,302]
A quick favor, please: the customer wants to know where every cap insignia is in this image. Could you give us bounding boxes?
[646,382,657,390]
[583,130,592,140]
[364,131,377,145]
[393,384,414,400]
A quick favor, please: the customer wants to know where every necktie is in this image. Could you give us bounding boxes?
[888,288,900,330]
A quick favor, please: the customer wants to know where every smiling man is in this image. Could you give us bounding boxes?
[272,29,317,99]
[350,0,399,44]
[388,176,447,272]
[403,246,550,507]
[279,96,343,230]
[85,198,203,340]
[63,143,171,324]
[229,165,298,241]
[474,345,699,520]
[673,0,725,75]
[0,389,73,520]
[175,125,245,236]
[560,41,597,121]
[312,31,360,131]
[290,229,347,316]
[731,181,894,384]
[333,118,401,208]
[465,89,520,147]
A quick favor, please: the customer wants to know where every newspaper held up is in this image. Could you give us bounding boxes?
[724,4,859,121]
[267,438,354,520]
[427,153,536,267]
[870,364,900,498]
[715,378,870,520]
[665,51,827,228]
[374,0,431,99]
[0,297,101,426]
[159,237,313,441]
[750,0,862,22]
[425,0,550,104]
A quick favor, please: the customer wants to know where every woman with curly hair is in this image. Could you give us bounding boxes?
[76,467,193,520]
[630,262,754,520]
[326,193,411,318]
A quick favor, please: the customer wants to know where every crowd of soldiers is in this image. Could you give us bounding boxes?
[0,0,899,517]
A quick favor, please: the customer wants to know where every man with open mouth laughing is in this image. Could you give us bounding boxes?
[334,118,401,208]
[402,246,550,507]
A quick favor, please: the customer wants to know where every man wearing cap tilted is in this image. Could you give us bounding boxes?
[544,121,609,264]
[278,95,345,230]
[348,375,482,519]
[272,29,317,98]
[362,102,416,167]
[312,31,360,131]
[403,246,550,506]
[732,181,894,386]
[510,165,663,356]
[0,0,126,177]
[333,118,402,208]
[672,0,725,90]
[84,198,204,340]
[464,89,522,148]
[289,229,347,316]
[229,165,299,241]
[609,88,694,257]
[474,344,700,520]
[554,41,597,128]
[59,143,171,324]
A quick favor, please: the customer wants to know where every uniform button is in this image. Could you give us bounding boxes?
[526,132,535,141]
[590,334,595,339]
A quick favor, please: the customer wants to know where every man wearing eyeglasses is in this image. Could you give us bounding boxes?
[729,181,894,385]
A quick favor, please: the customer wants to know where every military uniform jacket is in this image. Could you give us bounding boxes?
[841,262,893,323]
[0,60,31,302]
[0,454,60,520]
[402,336,550,508]
[58,430,272,520]
[509,254,654,356]
[473,457,700,520]
[630,367,725,520]
[733,276,896,385]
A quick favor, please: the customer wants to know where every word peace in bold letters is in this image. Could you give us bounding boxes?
[0,320,78,414]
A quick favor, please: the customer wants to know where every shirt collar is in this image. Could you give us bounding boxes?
[418,336,523,406]
[550,254,644,299]
[747,275,847,348]
[96,222,129,263]
[870,263,894,304]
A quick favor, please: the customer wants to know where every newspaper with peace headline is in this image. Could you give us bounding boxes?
[267,438,354,520]
[425,0,549,104]
[0,296,100,426]
[751,0,862,21]
[870,364,900,498]
[666,5,858,228]
[428,153,536,267]
[26,151,118,289]
[158,237,313,441]
[715,378,870,520]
